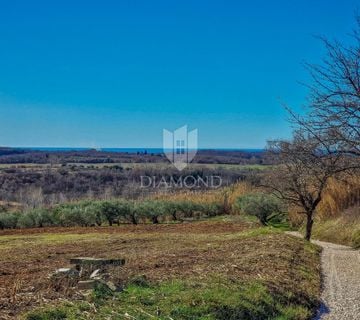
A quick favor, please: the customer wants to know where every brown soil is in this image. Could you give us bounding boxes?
[0,220,319,319]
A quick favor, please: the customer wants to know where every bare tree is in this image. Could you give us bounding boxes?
[18,186,44,209]
[295,15,360,156]
[265,131,352,240]
[271,15,360,240]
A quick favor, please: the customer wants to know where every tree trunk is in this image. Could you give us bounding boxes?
[305,212,314,241]
[130,214,137,225]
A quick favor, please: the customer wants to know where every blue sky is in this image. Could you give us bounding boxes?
[0,0,358,148]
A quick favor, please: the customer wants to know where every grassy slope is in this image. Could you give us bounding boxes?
[0,217,321,320]
[309,216,360,248]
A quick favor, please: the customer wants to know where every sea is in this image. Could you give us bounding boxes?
[14,147,264,154]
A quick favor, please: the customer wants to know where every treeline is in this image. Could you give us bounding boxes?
[0,199,224,229]
[0,148,165,164]
[0,148,274,165]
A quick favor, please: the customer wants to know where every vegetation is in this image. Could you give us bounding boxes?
[0,217,321,319]
[1,9,360,320]
[265,132,352,240]
[0,148,272,165]
[25,278,318,320]
[0,198,224,229]
[1,19,360,315]
[0,162,260,208]
[235,193,285,226]
[307,213,360,249]
[266,15,360,241]
[293,17,360,157]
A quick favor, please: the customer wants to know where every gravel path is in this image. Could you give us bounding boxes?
[286,232,360,319]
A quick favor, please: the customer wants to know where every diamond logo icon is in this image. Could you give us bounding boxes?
[163,125,198,171]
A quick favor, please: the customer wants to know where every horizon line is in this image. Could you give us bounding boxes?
[1,146,266,151]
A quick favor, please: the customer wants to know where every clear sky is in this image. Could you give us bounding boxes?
[0,0,358,148]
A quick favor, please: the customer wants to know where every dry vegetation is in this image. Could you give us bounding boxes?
[152,182,255,215]
[287,176,360,246]
[316,176,360,219]
[0,216,321,320]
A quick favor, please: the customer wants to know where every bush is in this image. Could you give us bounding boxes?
[96,201,120,226]
[96,200,134,226]
[124,201,138,224]
[202,203,223,217]
[135,200,167,224]
[53,202,100,227]
[0,212,19,229]
[162,201,181,221]
[236,193,284,225]
[17,208,54,228]
[177,201,202,219]
[0,199,224,229]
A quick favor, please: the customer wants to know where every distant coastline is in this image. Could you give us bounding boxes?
[6,147,265,154]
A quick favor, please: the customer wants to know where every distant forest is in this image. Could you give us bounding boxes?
[0,147,275,165]
[0,148,272,209]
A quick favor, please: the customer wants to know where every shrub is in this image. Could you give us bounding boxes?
[17,208,54,228]
[162,201,181,221]
[0,212,19,229]
[124,201,138,224]
[201,203,222,217]
[135,200,166,224]
[236,193,284,225]
[96,200,134,226]
[113,200,136,225]
[53,202,100,227]
[17,213,36,228]
[177,201,201,219]
[0,199,225,229]
[96,201,120,226]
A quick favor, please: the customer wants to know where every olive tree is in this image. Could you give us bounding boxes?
[236,193,284,226]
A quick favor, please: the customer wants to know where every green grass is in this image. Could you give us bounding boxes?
[267,220,292,231]
[25,277,312,320]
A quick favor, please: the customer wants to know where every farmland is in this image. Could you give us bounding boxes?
[0,149,357,319]
[0,216,321,320]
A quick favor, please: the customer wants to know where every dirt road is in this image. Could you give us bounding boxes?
[287,232,360,319]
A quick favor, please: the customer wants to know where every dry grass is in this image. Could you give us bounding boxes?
[152,181,254,208]
[287,175,360,247]
[288,175,360,227]
[0,217,321,319]
[316,176,360,219]
[310,207,360,248]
